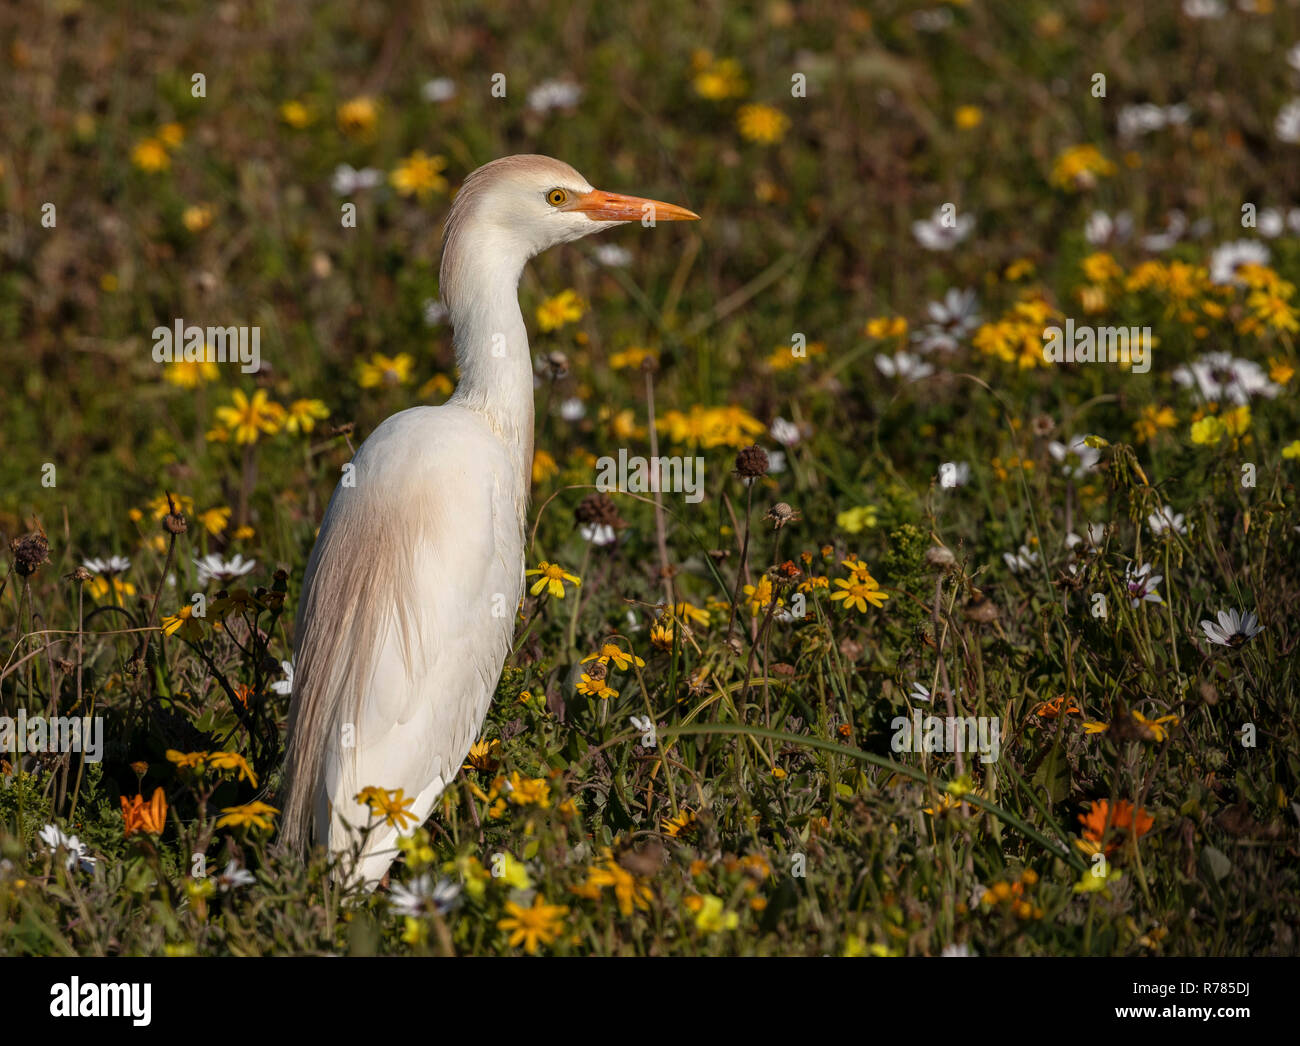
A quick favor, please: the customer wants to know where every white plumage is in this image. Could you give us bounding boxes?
[278,155,698,884]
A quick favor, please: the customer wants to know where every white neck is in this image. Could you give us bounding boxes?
[444,248,535,492]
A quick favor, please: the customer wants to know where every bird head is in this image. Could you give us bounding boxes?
[441,155,698,311]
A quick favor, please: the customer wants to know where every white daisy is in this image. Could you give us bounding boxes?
[1257,208,1285,239]
[941,942,976,957]
[1003,545,1039,573]
[1172,351,1279,404]
[770,417,802,446]
[331,164,384,196]
[579,523,617,546]
[388,874,462,917]
[910,681,933,703]
[938,461,971,488]
[527,80,582,112]
[912,288,980,352]
[1147,505,1188,536]
[83,556,131,575]
[1085,210,1133,247]
[592,244,632,267]
[1200,607,1264,647]
[1209,239,1270,285]
[912,207,974,251]
[420,78,457,103]
[216,860,256,892]
[1139,210,1187,253]
[766,449,787,474]
[271,659,295,696]
[1125,562,1164,608]
[875,351,934,380]
[629,715,655,745]
[1182,0,1225,16]
[1275,98,1300,144]
[1048,435,1101,479]
[38,824,96,873]
[1064,523,1106,553]
[1064,524,1106,557]
[194,554,257,585]
[559,397,586,422]
[1117,103,1189,140]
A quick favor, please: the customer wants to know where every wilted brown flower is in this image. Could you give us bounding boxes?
[10,530,50,577]
[734,444,769,478]
[574,492,625,529]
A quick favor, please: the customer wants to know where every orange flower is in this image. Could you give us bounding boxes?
[1078,799,1153,854]
[122,787,167,836]
[1034,695,1081,719]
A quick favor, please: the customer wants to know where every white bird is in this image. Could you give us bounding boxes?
[279,154,699,885]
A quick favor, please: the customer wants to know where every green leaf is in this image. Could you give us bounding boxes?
[1200,846,1233,883]
[1031,743,1070,804]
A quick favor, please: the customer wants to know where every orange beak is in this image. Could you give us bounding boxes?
[569,188,700,223]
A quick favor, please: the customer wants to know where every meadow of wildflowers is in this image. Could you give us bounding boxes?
[1,1,1299,958]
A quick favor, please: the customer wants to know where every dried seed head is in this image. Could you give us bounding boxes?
[1031,413,1056,438]
[574,492,625,529]
[1199,680,1219,706]
[585,661,608,682]
[763,502,801,529]
[10,531,50,577]
[163,510,188,535]
[734,444,769,479]
[68,565,93,583]
[925,545,957,571]
[964,591,1000,624]
[543,350,569,380]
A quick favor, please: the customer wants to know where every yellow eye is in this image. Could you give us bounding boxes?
[546,188,568,207]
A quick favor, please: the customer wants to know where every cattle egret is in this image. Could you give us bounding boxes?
[279,154,699,885]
